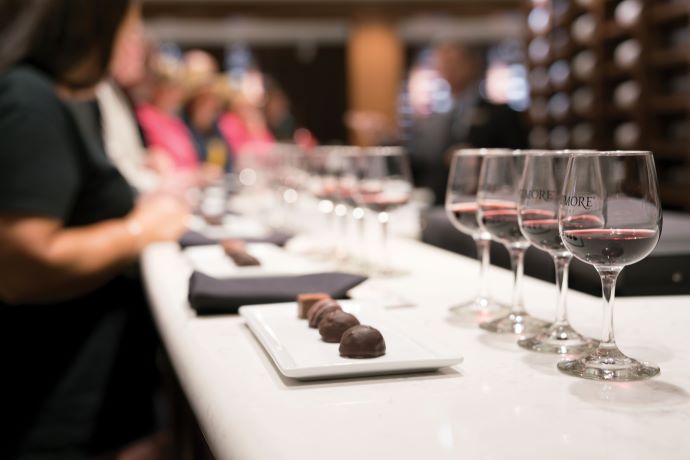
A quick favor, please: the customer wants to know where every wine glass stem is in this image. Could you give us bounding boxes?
[336,205,348,258]
[599,268,622,349]
[553,255,572,326]
[378,211,390,270]
[356,208,366,264]
[329,207,338,249]
[508,247,527,316]
[475,236,491,303]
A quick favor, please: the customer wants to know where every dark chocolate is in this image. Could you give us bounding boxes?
[318,311,360,343]
[339,325,386,358]
[221,239,261,266]
[307,299,340,327]
[309,304,342,329]
[228,252,261,266]
[297,293,331,319]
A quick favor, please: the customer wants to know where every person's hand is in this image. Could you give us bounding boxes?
[198,164,223,187]
[127,195,190,247]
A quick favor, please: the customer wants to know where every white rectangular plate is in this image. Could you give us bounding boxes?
[183,243,328,278]
[240,301,463,380]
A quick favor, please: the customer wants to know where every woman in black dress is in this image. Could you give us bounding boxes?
[0,1,189,458]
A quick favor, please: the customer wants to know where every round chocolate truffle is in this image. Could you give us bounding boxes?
[339,325,386,358]
[307,299,341,328]
[310,304,342,329]
[307,298,338,323]
[318,311,360,343]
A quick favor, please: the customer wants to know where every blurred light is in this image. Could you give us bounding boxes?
[486,62,528,111]
[239,168,257,186]
[318,200,334,213]
[334,203,348,217]
[283,188,298,204]
[528,7,551,34]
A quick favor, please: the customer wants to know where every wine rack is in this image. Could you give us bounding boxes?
[525,0,690,210]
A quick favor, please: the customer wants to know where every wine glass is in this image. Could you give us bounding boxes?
[330,146,360,261]
[446,149,508,323]
[517,150,597,353]
[354,147,413,275]
[306,146,339,253]
[477,150,549,334]
[340,148,370,268]
[558,150,662,381]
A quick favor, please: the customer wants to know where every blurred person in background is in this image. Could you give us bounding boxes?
[0,0,189,458]
[96,5,167,193]
[407,42,528,204]
[136,48,201,175]
[263,76,297,142]
[182,49,234,173]
[219,67,275,158]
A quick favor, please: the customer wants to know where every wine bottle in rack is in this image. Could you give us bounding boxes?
[614,0,642,28]
[572,14,597,45]
[549,60,571,88]
[614,39,642,70]
[572,87,594,115]
[549,126,570,149]
[614,122,640,148]
[572,50,596,81]
[614,80,641,109]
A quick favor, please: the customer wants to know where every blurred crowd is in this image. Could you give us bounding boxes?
[100,6,315,197]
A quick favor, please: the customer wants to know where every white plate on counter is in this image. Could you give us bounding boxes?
[240,301,463,380]
[183,243,328,278]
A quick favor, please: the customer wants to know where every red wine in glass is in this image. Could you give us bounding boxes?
[519,209,562,251]
[360,193,410,213]
[448,202,481,234]
[522,212,605,252]
[480,201,526,244]
[562,228,658,267]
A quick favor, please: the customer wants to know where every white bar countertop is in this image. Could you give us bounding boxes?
[142,235,690,460]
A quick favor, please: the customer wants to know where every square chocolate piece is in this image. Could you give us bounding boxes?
[297,293,331,319]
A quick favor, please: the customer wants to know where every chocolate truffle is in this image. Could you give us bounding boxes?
[221,239,261,266]
[307,299,340,327]
[297,293,331,319]
[339,325,386,358]
[318,311,360,343]
[310,305,342,329]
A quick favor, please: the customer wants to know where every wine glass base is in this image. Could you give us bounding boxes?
[518,323,597,354]
[479,312,549,335]
[368,265,410,278]
[449,298,509,325]
[557,346,660,381]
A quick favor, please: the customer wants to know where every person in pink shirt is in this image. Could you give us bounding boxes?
[136,53,200,172]
[219,68,275,159]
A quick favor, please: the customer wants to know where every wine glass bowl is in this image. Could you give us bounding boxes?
[558,151,662,381]
[353,147,413,275]
[516,150,597,354]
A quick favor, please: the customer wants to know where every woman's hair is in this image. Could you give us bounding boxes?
[0,0,132,89]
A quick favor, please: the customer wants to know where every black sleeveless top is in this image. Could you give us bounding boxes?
[0,66,140,458]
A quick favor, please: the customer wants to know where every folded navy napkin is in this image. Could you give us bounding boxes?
[188,271,368,315]
[179,230,294,248]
